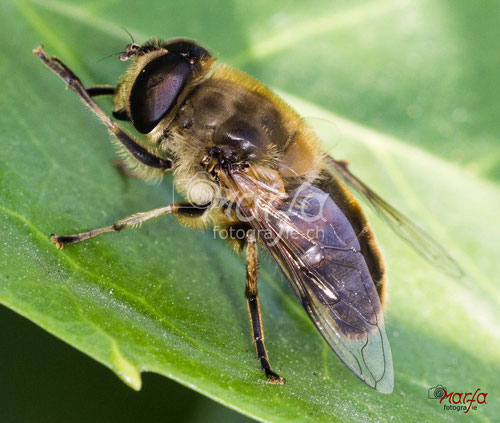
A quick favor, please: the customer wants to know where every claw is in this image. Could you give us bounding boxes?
[50,234,64,249]
[266,370,285,385]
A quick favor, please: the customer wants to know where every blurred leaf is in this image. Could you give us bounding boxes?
[1,0,499,422]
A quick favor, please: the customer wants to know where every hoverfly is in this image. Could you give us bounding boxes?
[33,37,460,394]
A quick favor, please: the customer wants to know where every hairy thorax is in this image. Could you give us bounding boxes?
[161,65,323,206]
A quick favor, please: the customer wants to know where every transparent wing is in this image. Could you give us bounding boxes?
[226,173,394,393]
[324,156,464,278]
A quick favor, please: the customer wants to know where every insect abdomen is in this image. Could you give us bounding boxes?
[317,170,387,305]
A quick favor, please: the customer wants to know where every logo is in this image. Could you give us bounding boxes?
[428,385,488,414]
[428,384,447,400]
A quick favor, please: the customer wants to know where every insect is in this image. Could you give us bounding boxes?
[33,37,461,394]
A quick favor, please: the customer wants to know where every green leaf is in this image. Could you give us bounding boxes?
[1,0,499,421]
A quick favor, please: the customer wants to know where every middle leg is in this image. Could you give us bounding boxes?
[51,202,210,249]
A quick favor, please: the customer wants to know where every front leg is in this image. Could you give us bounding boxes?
[85,85,115,97]
[32,46,171,171]
[51,202,210,249]
[245,230,284,384]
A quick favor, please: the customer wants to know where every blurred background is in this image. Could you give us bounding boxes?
[1,0,499,421]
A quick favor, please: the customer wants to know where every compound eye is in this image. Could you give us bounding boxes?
[130,53,191,133]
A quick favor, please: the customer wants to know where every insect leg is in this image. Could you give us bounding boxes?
[84,85,132,121]
[245,230,284,385]
[50,202,209,249]
[83,85,130,122]
[32,46,171,171]
[86,85,115,97]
